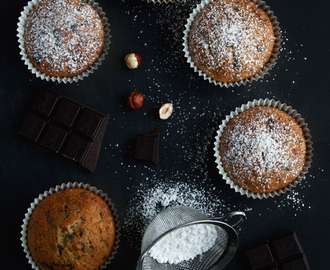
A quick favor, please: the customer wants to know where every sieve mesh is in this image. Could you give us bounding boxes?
[141,206,207,252]
[137,206,245,270]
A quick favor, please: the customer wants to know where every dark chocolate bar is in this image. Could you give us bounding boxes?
[134,127,160,163]
[19,89,109,172]
[246,232,310,270]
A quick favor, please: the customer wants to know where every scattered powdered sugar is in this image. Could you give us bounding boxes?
[149,223,218,264]
[126,181,227,231]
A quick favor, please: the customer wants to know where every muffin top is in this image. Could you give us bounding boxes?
[24,0,105,78]
[27,188,116,270]
[188,0,275,83]
[220,106,306,193]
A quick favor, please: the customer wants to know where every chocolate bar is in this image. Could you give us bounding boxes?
[19,89,109,172]
[246,231,310,270]
[134,127,160,163]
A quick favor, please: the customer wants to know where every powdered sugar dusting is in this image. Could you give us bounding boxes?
[188,0,275,82]
[24,0,104,77]
[220,107,306,193]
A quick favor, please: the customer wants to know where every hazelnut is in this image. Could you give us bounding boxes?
[159,103,173,120]
[125,53,142,69]
[127,92,144,110]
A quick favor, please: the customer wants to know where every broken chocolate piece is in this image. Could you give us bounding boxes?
[19,88,109,172]
[134,127,160,163]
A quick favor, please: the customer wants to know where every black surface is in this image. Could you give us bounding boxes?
[1,0,329,269]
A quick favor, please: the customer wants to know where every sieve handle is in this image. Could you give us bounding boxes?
[209,211,246,227]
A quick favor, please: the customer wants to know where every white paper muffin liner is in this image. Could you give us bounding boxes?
[183,0,282,88]
[20,182,120,270]
[213,99,313,199]
[17,0,111,84]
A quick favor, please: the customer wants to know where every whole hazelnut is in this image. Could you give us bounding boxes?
[125,53,142,69]
[127,92,144,110]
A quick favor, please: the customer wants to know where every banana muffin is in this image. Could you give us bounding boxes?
[188,0,275,83]
[24,0,105,78]
[219,106,306,193]
[27,188,116,270]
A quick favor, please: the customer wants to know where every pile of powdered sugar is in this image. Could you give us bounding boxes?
[149,223,218,264]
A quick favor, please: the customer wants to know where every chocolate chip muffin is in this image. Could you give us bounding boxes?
[188,0,275,83]
[24,0,105,78]
[27,188,116,270]
[219,106,306,193]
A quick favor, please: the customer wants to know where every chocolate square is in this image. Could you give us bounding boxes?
[53,98,80,128]
[63,135,91,164]
[281,256,310,270]
[40,124,68,153]
[246,242,275,270]
[19,114,46,142]
[75,109,103,139]
[31,89,59,117]
[272,231,304,261]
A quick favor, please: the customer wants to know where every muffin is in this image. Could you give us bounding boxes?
[18,0,110,83]
[27,187,117,270]
[184,0,280,87]
[214,99,313,199]
[220,106,306,194]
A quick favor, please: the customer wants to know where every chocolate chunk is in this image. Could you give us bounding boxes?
[271,231,304,261]
[40,124,68,153]
[31,89,59,117]
[53,98,80,128]
[19,113,46,143]
[19,89,109,172]
[134,127,160,163]
[246,242,275,270]
[135,136,157,161]
[281,256,310,270]
[63,135,91,164]
[75,109,103,139]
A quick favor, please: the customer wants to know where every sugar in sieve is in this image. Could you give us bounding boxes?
[136,206,246,270]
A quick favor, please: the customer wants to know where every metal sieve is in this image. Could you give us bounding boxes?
[136,206,246,270]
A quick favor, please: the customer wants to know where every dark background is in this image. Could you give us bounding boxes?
[1,0,329,269]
